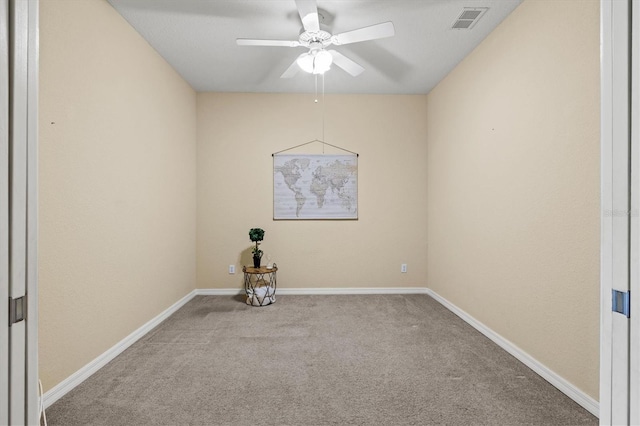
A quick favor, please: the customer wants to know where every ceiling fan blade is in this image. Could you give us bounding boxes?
[328,50,365,77]
[237,38,300,47]
[295,0,320,33]
[281,56,303,78]
[331,21,395,46]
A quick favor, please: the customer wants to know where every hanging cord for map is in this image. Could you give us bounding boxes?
[271,139,358,156]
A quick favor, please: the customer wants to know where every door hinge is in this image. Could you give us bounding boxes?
[612,289,630,318]
[8,296,26,326]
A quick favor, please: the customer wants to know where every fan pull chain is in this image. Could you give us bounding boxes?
[312,73,327,154]
[314,74,318,103]
[322,73,325,154]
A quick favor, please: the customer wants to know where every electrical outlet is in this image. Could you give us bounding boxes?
[229,265,235,274]
[401,264,407,273]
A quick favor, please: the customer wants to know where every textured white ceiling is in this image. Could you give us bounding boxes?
[107,0,523,94]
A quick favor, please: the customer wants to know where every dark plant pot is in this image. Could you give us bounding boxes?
[253,256,261,268]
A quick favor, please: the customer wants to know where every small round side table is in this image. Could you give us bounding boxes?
[243,264,277,306]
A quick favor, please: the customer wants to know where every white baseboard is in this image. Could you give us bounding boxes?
[195,288,243,296]
[196,287,430,296]
[43,287,599,419]
[426,288,599,418]
[278,287,430,295]
[42,290,198,409]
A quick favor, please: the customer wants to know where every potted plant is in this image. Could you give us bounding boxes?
[249,228,265,268]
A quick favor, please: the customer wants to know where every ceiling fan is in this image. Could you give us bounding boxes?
[236,0,395,78]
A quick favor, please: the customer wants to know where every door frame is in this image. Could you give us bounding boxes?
[600,0,639,424]
[1,0,38,424]
[25,0,39,423]
[630,1,640,423]
[0,0,10,422]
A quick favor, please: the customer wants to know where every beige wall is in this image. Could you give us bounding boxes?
[426,0,600,399]
[38,0,197,391]
[197,93,428,289]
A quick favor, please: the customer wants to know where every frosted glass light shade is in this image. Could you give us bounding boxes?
[296,49,333,75]
[296,53,314,73]
[313,50,332,74]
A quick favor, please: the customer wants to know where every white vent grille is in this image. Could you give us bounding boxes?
[452,7,488,30]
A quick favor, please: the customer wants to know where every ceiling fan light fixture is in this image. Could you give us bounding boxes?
[313,50,332,74]
[296,53,315,73]
[297,49,333,75]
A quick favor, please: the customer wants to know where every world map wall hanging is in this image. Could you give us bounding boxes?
[273,153,358,220]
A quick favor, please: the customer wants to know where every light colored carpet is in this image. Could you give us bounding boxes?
[46,294,597,425]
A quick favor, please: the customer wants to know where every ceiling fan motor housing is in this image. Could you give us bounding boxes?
[299,29,332,48]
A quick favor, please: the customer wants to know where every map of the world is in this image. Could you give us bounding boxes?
[274,154,358,219]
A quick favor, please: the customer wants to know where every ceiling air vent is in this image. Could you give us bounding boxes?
[452,8,488,30]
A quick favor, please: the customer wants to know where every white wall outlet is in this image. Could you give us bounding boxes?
[401,264,407,273]
[229,265,235,274]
